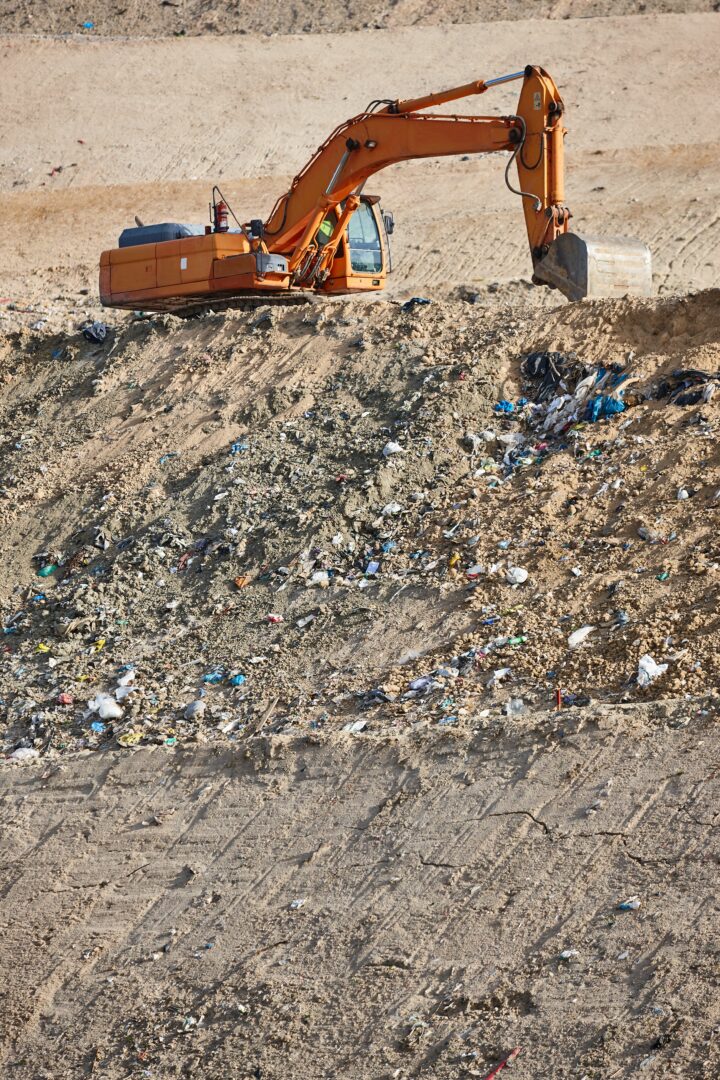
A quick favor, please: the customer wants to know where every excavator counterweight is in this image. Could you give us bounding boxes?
[99,66,651,311]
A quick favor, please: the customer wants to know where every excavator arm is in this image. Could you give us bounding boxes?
[264,67,567,273]
[262,65,649,300]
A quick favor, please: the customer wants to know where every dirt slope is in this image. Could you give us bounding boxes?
[2,289,720,757]
[3,710,719,1079]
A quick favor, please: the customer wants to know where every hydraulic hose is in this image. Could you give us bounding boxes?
[504,116,542,213]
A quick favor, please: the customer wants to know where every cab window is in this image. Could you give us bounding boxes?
[347,202,382,273]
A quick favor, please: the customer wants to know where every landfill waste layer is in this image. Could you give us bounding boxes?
[2,288,720,758]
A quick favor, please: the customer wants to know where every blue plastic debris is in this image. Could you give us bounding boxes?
[201,671,224,685]
[90,720,106,733]
[401,296,432,311]
[83,19,95,28]
[587,395,626,423]
[159,452,179,465]
[229,673,246,687]
[82,320,105,342]
[381,540,396,553]
[438,715,458,726]
[230,441,249,455]
[365,560,380,576]
[494,400,515,414]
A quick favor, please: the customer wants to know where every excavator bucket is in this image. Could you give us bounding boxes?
[533,232,652,302]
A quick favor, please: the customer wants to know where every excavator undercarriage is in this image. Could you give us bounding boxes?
[99,66,652,311]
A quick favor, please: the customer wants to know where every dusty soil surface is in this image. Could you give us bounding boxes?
[1,5,720,1079]
[3,710,720,1079]
[0,0,716,37]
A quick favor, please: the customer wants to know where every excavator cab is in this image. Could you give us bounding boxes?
[322,196,392,294]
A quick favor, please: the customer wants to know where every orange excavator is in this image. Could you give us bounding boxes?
[99,66,651,311]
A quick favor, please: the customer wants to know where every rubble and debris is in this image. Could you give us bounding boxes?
[2,291,720,759]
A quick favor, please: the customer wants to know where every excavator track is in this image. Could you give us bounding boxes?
[167,293,322,319]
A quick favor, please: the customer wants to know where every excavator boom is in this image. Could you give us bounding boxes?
[99,66,651,311]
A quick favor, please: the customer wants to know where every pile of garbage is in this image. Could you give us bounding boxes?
[2,290,720,759]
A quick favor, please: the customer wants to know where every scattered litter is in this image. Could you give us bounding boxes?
[381,501,403,516]
[184,700,205,720]
[568,625,596,649]
[88,692,123,720]
[521,349,574,399]
[82,320,107,343]
[481,1047,523,1080]
[618,895,641,911]
[343,720,367,734]
[401,296,431,311]
[587,394,625,422]
[637,654,668,688]
[9,747,40,762]
[382,441,405,457]
[505,566,528,585]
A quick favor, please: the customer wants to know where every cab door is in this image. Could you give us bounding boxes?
[322,196,391,294]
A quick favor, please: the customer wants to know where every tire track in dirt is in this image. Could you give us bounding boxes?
[2,713,720,1077]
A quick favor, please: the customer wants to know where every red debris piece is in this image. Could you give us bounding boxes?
[482,1047,523,1080]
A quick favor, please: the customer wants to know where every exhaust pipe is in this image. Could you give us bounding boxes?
[533,231,652,302]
